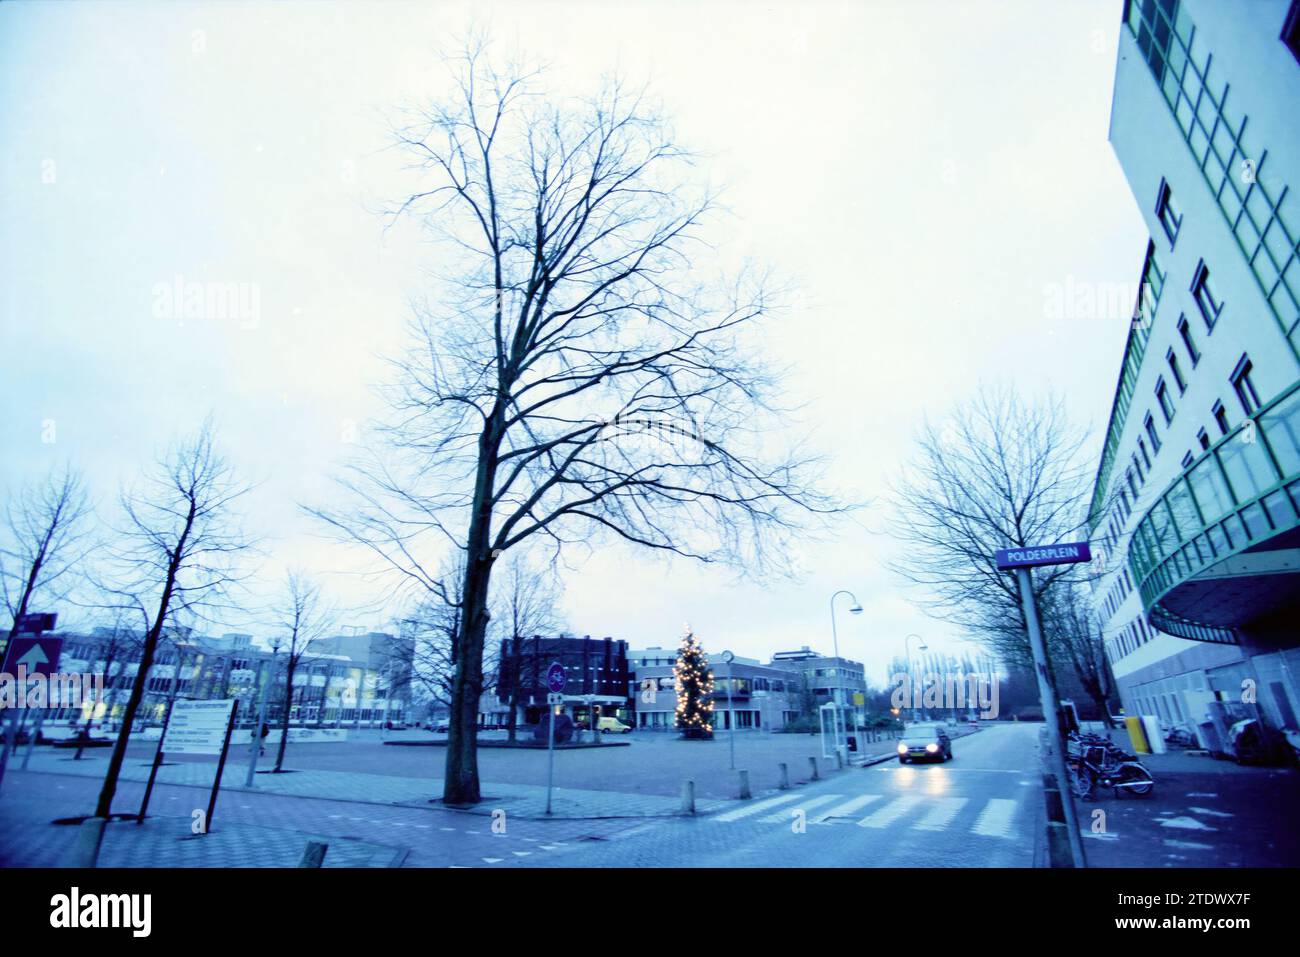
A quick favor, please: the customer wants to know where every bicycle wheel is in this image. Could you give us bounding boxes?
[1068,762,1095,799]
[1115,762,1154,797]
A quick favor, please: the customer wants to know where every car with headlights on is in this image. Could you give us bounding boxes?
[897,724,953,763]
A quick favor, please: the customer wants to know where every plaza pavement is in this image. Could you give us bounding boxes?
[7,727,932,819]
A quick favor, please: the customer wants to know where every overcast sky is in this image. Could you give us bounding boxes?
[0,0,1147,683]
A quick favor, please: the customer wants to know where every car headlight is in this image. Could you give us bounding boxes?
[925,742,939,753]
[897,743,908,754]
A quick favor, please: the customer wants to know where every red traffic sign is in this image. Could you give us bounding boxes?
[1,636,63,678]
[995,541,1092,571]
[546,662,566,694]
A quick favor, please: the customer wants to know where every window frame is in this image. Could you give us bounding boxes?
[1191,260,1222,331]
[1155,376,1176,424]
[1155,179,1181,247]
[1230,354,1261,415]
[1144,412,1162,453]
[1177,315,1200,366]
[1166,347,1187,393]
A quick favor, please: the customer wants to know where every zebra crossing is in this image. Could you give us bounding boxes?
[706,790,1023,838]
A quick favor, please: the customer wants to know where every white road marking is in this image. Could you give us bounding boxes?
[482,857,503,864]
[858,796,923,828]
[512,850,531,857]
[914,797,968,831]
[1160,816,1216,831]
[1188,807,1233,818]
[811,794,882,824]
[971,799,1018,838]
[712,792,802,822]
[760,794,842,823]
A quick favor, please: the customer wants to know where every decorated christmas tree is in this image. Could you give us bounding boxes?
[674,628,715,739]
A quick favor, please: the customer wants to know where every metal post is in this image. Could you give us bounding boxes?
[544,700,557,816]
[137,698,176,823]
[245,657,275,787]
[1015,566,1086,868]
[21,711,45,770]
[204,700,239,833]
[727,660,736,770]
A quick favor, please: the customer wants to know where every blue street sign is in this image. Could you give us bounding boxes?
[995,541,1092,570]
[1,636,63,678]
[546,661,566,694]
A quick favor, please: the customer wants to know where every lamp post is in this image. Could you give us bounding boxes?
[904,634,927,724]
[829,591,863,763]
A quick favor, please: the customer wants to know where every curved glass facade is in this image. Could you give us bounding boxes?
[1129,379,1300,629]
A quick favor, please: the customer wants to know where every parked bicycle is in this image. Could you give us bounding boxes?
[1065,731,1155,799]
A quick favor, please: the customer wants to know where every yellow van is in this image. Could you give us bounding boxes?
[597,716,631,734]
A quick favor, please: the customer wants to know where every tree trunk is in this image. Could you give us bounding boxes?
[443,560,489,803]
[95,598,173,817]
[274,659,296,772]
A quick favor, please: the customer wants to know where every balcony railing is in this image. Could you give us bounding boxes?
[1129,378,1300,639]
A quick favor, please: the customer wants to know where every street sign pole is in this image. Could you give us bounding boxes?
[545,694,559,816]
[204,700,239,833]
[137,698,177,824]
[1015,566,1087,869]
[544,662,565,816]
[723,653,736,770]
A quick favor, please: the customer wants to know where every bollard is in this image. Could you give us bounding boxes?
[738,769,751,800]
[680,780,696,815]
[835,750,844,770]
[808,756,819,780]
[778,762,790,790]
[298,841,329,868]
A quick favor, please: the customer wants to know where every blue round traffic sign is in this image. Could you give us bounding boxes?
[546,662,566,694]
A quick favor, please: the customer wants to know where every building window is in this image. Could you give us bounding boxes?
[1177,315,1200,366]
[1138,437,1151,470]
[1191,261,1222,330]
[1197,427,1209,451]
[1127,468,1138,500]
[1231,355,1261,415]
[1155,180,1181,246]
[1132,452,1144,484]
[1284,0,1300,65]
[1181,451,1194,469]
[1155,377,1175,424]
[1166,349,1186,393]
[1145,413,1162,453]
[1212,400,1230,435]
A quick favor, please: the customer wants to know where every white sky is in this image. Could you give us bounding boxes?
[0,0,1147,683]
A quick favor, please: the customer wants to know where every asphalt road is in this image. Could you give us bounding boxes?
[506,721,1045,867]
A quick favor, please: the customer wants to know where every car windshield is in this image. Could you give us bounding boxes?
[904,728,941,741]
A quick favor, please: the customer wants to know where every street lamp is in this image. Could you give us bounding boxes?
[904,633,928,723]
[830,590,863,763]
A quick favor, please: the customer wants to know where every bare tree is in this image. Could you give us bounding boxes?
[311,42,840,803]
[1,464,93,640]
[94,422,254,818]
[268,569,335,772]
[889,385,1097,691]
[495,553,564,742]
[1042,581,1117,721]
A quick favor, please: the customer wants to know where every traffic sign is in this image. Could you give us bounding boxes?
[162,699,238,755]
[1,636,63,678]
[547,692,563,705]
[546,661,566,694]
[995,541,1092,570]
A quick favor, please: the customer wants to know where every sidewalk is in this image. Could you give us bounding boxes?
[0,772,404,868]
[1074,748,1300,867]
